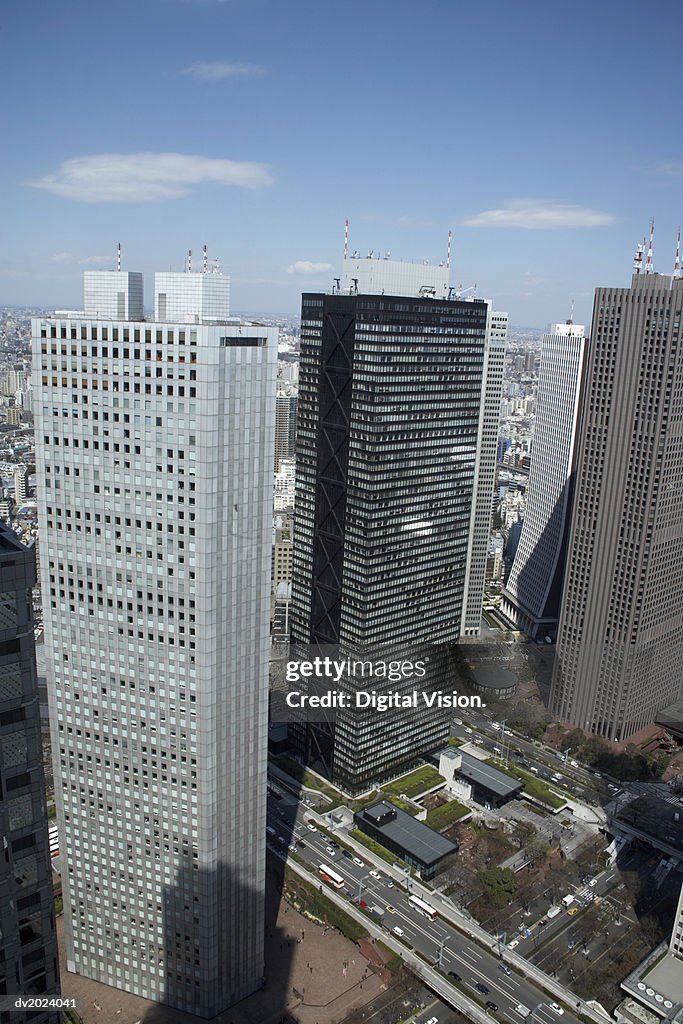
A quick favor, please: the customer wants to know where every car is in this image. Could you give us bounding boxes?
[465,727,473,734]
[498,963,512,975]
[514,1006,531,1019]
[589,878,598,887]
[538,919,547,927]
[325,846,336,856]
[277,835,286,845]
[306,822,317,832]
[296,839,306,848]
[392,926,404,937]
[266,825,276,836]
[491,722,501,731]
[448,970,461,981]
[359,900,367,908]
[570,760,579,768]
[475,982,490,995]
[567,906,579,916]
[593,771,602,778]
[288,843,297,852]
[426,1017,439,1024]
[329,840,340,848]
[352,856,365,867]
[369,869,381,879]
[342,850,352,859]
[385,905,397,914]
[385,879,394,888]
[345,889,354,897]
[504,729,514,736]
[486,1002,498,1011]
[548,1002,565,1015]
[507,938,519,950]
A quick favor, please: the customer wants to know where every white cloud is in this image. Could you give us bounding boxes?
[78,255,112,265]
[656,162,683,177]
[47,251,73,263]
[181,61,265,80]
[287,261,333,275]
[25,152,274,203]
[460,198,615,230]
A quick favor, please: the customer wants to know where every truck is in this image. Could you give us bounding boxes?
[369,905,385,924]
[547,905,562,919]
[561,894,575,908]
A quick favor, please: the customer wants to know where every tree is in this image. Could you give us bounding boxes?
[478,866,518,908]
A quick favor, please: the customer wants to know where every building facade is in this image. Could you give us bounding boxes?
[502,321,586,639]
[461,309,507,635]
[291,261,489,791]
[0,526,60,1024]
[550,271,683,740]
[33,268,275,1015]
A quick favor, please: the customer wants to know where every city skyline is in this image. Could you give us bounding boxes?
[3,0,683,324]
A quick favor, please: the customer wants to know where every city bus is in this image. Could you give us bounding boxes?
[319,864,345,889]
[408,894,439,919]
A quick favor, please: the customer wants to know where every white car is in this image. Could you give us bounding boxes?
[426,1018,439,1024]
[385,879,394,888]
[507,938,519,950]
[369,869,381,879]
[570,760,579,768]
[465,727,473,734]
[491,722,501,731]
[588,878,598,887]
[548,1003,565,1016]
[306,823,317,832]
[352,856,365,867]
[325,846,336,856]
[392,926,404,937]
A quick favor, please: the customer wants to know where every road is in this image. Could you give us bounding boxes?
[266,793,583,1024]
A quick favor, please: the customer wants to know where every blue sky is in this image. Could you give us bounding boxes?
[2,0,682,325]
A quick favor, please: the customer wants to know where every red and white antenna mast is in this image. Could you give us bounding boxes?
[673,227,681,280]
[344,219,349,261]
[117,242,121,272]
[203,244,207,274]
[187,248,192,274]
[644,218,655,274]
[447,230,452,270]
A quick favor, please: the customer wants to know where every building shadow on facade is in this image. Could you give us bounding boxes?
[140,854,300,1024]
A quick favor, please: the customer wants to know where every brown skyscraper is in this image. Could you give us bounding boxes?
[550,266,683,741]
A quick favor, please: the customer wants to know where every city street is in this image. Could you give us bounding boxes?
[267,795,585,1024]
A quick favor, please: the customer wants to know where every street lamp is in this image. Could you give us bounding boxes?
[356,873,370,902]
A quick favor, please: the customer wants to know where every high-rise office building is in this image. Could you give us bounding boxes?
[0,525,60,1024]
[461,309,508,636]
[290,257,489,791]
[33,266,276,1015]
[550,265,683,740]
[501,321,586,639]
[274,383,298,472]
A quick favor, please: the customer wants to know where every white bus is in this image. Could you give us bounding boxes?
[319,864,345,889]
[408,894,438,919]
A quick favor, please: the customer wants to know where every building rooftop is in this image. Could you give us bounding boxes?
[0,522,27,556]
[357,800,456,866]
[458,751,523,799]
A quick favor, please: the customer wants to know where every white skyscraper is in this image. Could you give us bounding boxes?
[461,307,508,636]
[33,266,276,1016]
[502,321,585,638]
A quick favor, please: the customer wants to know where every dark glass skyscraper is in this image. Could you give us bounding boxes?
[291,273,489,792]
[0,526,60,1024]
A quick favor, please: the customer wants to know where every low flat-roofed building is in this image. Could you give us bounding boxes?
[456,751,523,808]
[354,799,457,880]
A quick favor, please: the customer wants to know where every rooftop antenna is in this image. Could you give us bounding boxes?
[633,236,645,275]
[117,242,121,272]
[187,248,192,274]
[674,227,681,280]
[447,229,452,270]
[203,244,207,274]
[344,219,349,261]
[567,297,575,325]
[644,218,655,274]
